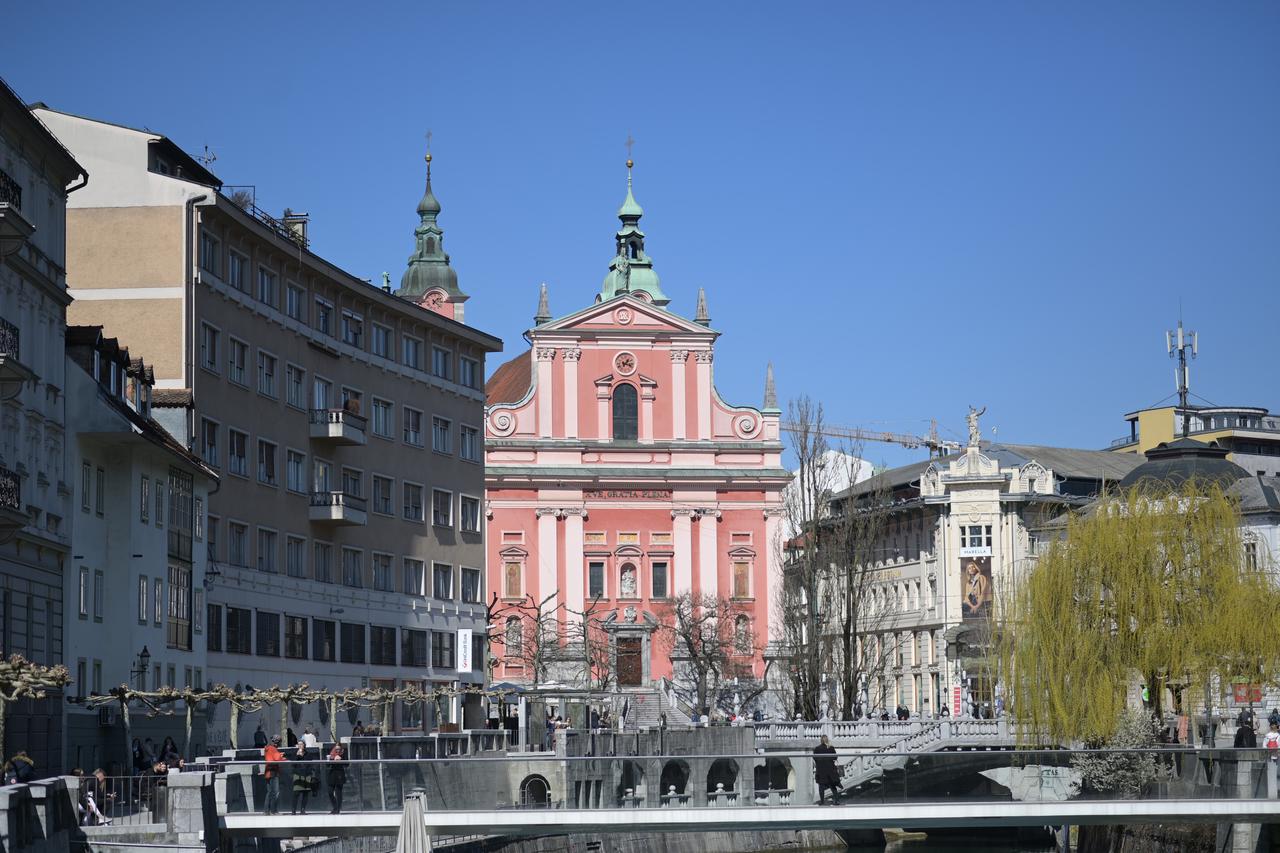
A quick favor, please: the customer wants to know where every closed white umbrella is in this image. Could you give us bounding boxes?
[395,791,431,853]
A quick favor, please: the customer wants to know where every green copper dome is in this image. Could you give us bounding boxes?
[397,157,467,303]
[599,164,668,306]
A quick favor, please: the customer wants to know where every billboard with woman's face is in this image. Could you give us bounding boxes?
[961,557,993,621]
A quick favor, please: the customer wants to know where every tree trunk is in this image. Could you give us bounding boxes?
[229,702,240,750]
[121,698,132,769]
[279,700,288,742]
[0,697,7,759]
[328,696,338,742]
[184,701,193,761]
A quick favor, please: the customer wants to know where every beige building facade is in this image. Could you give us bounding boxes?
[36,106,502,741]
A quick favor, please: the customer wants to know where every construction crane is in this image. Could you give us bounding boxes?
[779,418,961,457]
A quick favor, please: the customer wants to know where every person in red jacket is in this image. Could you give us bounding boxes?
[262,735,285,815]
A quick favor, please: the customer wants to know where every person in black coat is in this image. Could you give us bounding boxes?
[325,744,348,814]
[1235,720,1258,748]
[813,736,841,805]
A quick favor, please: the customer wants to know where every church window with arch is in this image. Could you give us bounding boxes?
[612,382,638,440]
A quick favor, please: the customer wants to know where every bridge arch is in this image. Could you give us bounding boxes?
[616,759,647,804]
[754,757,794,792]
[660,759,690,795]
[519,774,551,807]
[707,758,739,792]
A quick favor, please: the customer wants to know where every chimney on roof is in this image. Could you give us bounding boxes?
[282,208,310,244]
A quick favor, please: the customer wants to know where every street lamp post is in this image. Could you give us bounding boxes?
[130,646,151,690]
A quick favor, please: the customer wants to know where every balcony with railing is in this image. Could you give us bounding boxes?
[0,316,35,400]
[0,464,24,533]
[0,170,33,257]
[308,490,367,526]
[309,408,367,445]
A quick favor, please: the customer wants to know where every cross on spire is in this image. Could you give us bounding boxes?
[424,130,433,179]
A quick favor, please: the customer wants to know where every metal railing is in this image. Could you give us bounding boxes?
[0,464,20,512]
[222,186,308,249]
[0,169,20,210]
[309,490,367,512]
[74,775,168,826]
[310,408,367,428]
[0,316,18,357]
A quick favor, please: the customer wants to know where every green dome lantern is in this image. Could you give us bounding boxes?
[599,158,669,306]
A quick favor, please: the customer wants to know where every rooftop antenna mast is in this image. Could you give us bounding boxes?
[1166,319,1198,437]
[197,145,217,168]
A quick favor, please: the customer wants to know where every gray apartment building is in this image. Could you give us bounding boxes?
[35,106,502,741]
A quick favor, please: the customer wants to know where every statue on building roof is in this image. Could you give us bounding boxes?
[967,405,986,447]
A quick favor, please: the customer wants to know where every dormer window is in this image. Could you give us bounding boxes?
[612,383,638,441]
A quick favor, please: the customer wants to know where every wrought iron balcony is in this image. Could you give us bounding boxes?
[308,490,367,526]
[0,464,24,537]
[309,407,367,445]
[0,170,20,210]
[0,317,33,401]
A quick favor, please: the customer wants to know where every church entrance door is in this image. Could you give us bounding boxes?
[617,637,643,687]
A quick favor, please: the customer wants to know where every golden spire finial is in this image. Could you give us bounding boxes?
[625,133,635,185]
[424,130,433,179]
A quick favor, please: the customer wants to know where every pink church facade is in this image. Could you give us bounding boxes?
[484,169,788,693]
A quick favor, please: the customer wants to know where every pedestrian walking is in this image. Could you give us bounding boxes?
[1234,719,1258,748]
[813,735,841,805]
[326,743,348,814]
[302,725,318,749]
[262,735,285,815]
[291,742,316,814]
[253,723,268,749]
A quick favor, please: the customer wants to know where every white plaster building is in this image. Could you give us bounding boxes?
[0,78,87,770]
[62,327,216,771]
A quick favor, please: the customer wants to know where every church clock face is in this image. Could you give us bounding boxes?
[614,352,637,376]
[424,291,444,308]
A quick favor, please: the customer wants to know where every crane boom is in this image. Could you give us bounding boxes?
[779,418,961,457]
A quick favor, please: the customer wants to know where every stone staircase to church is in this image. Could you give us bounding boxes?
[618,690,672,730]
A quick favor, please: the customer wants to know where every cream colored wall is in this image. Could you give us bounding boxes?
[66,297,185,381]
[66,206,185,288]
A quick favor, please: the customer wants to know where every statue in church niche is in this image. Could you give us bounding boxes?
[967,405,986,447]
[620,563,638,598]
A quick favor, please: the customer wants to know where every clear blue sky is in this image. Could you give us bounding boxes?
[9,2,1280,468]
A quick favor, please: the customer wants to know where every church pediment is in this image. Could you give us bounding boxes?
[538,294,716,338]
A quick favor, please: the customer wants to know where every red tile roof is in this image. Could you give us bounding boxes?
[486,349,533,406]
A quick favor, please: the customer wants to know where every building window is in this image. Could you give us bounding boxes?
[402,629,428,668]
[199,231,221,276]
[341,310,363,347]
[403,558,426,596]
[961,525,993,550]
[403,483,424,521]
[433,563,453,600]
[227,430,248,477]
[155,478,164,527]
[313,619,336,662]
[371,324,392,358]
[340,622,366,664]
[314,542,333,583]
[341,466,362,498]
[200,324,219,372]
[460,496,481,533]
[201,419,219,466]
[588,561,605,599]
[431,630,455,668]
[207,603,222,652]
[460,357,479,389]
[286,535,306,578]
[195,498,204,541]
[460,426,480,462]
[612,383,638,440]
[140,476,150,523]
[286,284,305,321]
[403,336,422,369]
[370,626,396,665]
[371,399,393,438]
[286,450,306,493]
[315,298,334,335]
[194,589,204,633]
[1246,541,1259,572]
[257,266,278,306]
[372,553,394,591]
[228,522,248,566]
[313,459,332,493]
[312,377,331,411]
[432,417,452,453]
[403,408,423,445]
[78,567,89,618]
[167,564,192,651]
[432,489,453,527]
[256,352,277,397]
[257,440,277,486]
[504,561,522,598]
[81,461,91,511]
[372,475,393,515]
[138,576,148,624]
[285,616,308,659]
[342,548,363,588]
[228,252,246,291]
[256,611,281,656]
[431,346,452,380]
[651,561,668,599]
[95,467,105,515]
[226,607,252,654]
[257,529,277,573]
[286,364,305,408]
[228,339,248,385]
[732,561,751,598]
[461,568,482,603]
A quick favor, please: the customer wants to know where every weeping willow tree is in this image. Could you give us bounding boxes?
[999,482,1280,744]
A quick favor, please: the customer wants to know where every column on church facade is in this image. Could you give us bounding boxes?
[562,347,581,438]
[698,509,719,598]
[672,509,696,593]
[640,381,655,443]
[764,507,784,636]
[694,350,713,440]
[536,507,560,626]
[670,349,688,440]
[536,347,556,437]
[562,508,585,620]
[595,376,610,441]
